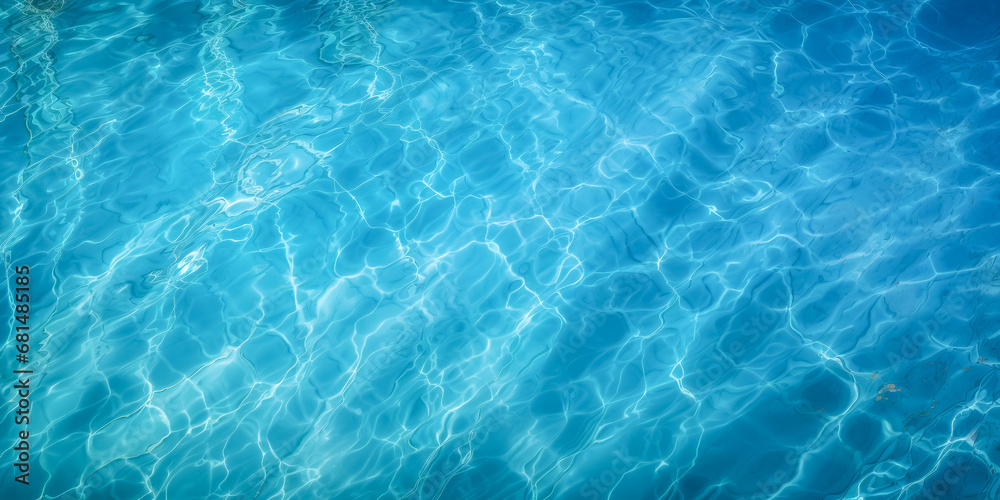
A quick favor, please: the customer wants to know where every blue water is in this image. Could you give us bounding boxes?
[1,0,999,498]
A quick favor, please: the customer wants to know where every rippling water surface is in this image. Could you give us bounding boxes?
[2,0,1000,498]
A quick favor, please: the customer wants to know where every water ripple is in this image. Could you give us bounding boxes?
[1,0,999,499]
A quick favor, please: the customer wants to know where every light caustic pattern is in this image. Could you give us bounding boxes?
[1,0,999,499]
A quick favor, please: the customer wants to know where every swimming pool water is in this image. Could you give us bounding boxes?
[2,0,1000,498]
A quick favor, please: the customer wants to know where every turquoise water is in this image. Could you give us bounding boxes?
[2,0,1000,498]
